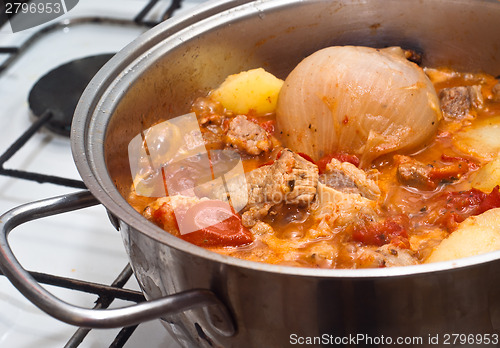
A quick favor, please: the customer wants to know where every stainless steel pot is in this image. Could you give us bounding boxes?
[2,0,500,347]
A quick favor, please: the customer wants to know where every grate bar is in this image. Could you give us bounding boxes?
[0,109,86,188]
[0,17,146,76]
[135,0,183,27]
[63,264,144,348]
[109,325,140,348]
[0,46,18,54]
[0,109,52,165]
[0,168,87,188]
[0,0,187,74]
[162,0,183,22]
[0,267,145,303]
[0,168,86,188]
[134,0,161,25]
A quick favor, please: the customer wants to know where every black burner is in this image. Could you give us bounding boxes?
[28,53,114,136]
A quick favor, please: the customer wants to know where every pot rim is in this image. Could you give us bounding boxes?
[72,0,500,279]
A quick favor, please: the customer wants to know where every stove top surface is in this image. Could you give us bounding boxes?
[0,1,207,346]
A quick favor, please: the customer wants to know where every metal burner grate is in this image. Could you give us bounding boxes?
[0,264,146,348]
[0,1,188,346]
[62,265,145,348]
[0,0,183,75]
[0,109,87,188]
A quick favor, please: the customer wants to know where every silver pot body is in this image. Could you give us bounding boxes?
[72,0,500,346]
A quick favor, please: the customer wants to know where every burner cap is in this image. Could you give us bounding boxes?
[28,53,115,137]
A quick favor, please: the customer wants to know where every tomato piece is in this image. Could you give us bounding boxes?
[151,201,184,232]
[434,189,486,230]
[177,200,254,247]
[352,216,410,248]
[316,155,334,174]
[428,155,477,182]
[275,149,283,159]
[222,118,231,132]
[431,186,500,231]
[317,153,360,173]
[260,120,276,135]
[258,159,275,167]
[428,161,469,181]
[440,154,479,170]
[476,185,500,215]
[332,153,360,167]
[297,152,315,164]
[245,117,276,135]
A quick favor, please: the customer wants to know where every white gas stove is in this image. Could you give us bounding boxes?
[0,1,205,347]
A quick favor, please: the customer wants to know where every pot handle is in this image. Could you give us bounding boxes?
[0,190,235,336]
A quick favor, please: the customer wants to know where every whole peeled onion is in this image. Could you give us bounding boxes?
[276,46,442,166]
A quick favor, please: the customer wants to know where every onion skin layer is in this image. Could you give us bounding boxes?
[276,46,442,167]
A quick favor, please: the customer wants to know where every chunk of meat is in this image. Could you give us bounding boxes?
[192,97,225,126]
[396,155,474,190]
[315,182,379,229]
[248,149,319,206]
[320,158,380,200]
[313,156,381,230]
[337,243,418,268]
[395,155,435,190]
[242,149,319,227]
[241,203,272,228]
[250,221,274,236]
[468,85,484,108]
[439,85,483,119]
[225,115,272,155]
[358,244,418,268]
[304,241,338,268]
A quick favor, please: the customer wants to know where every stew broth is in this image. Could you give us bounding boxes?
[127,67,500,269]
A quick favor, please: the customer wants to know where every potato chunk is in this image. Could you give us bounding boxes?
[471,158,500,192]
[425,208,500,263]
[453,116,500,161]
[211,68,284,115]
